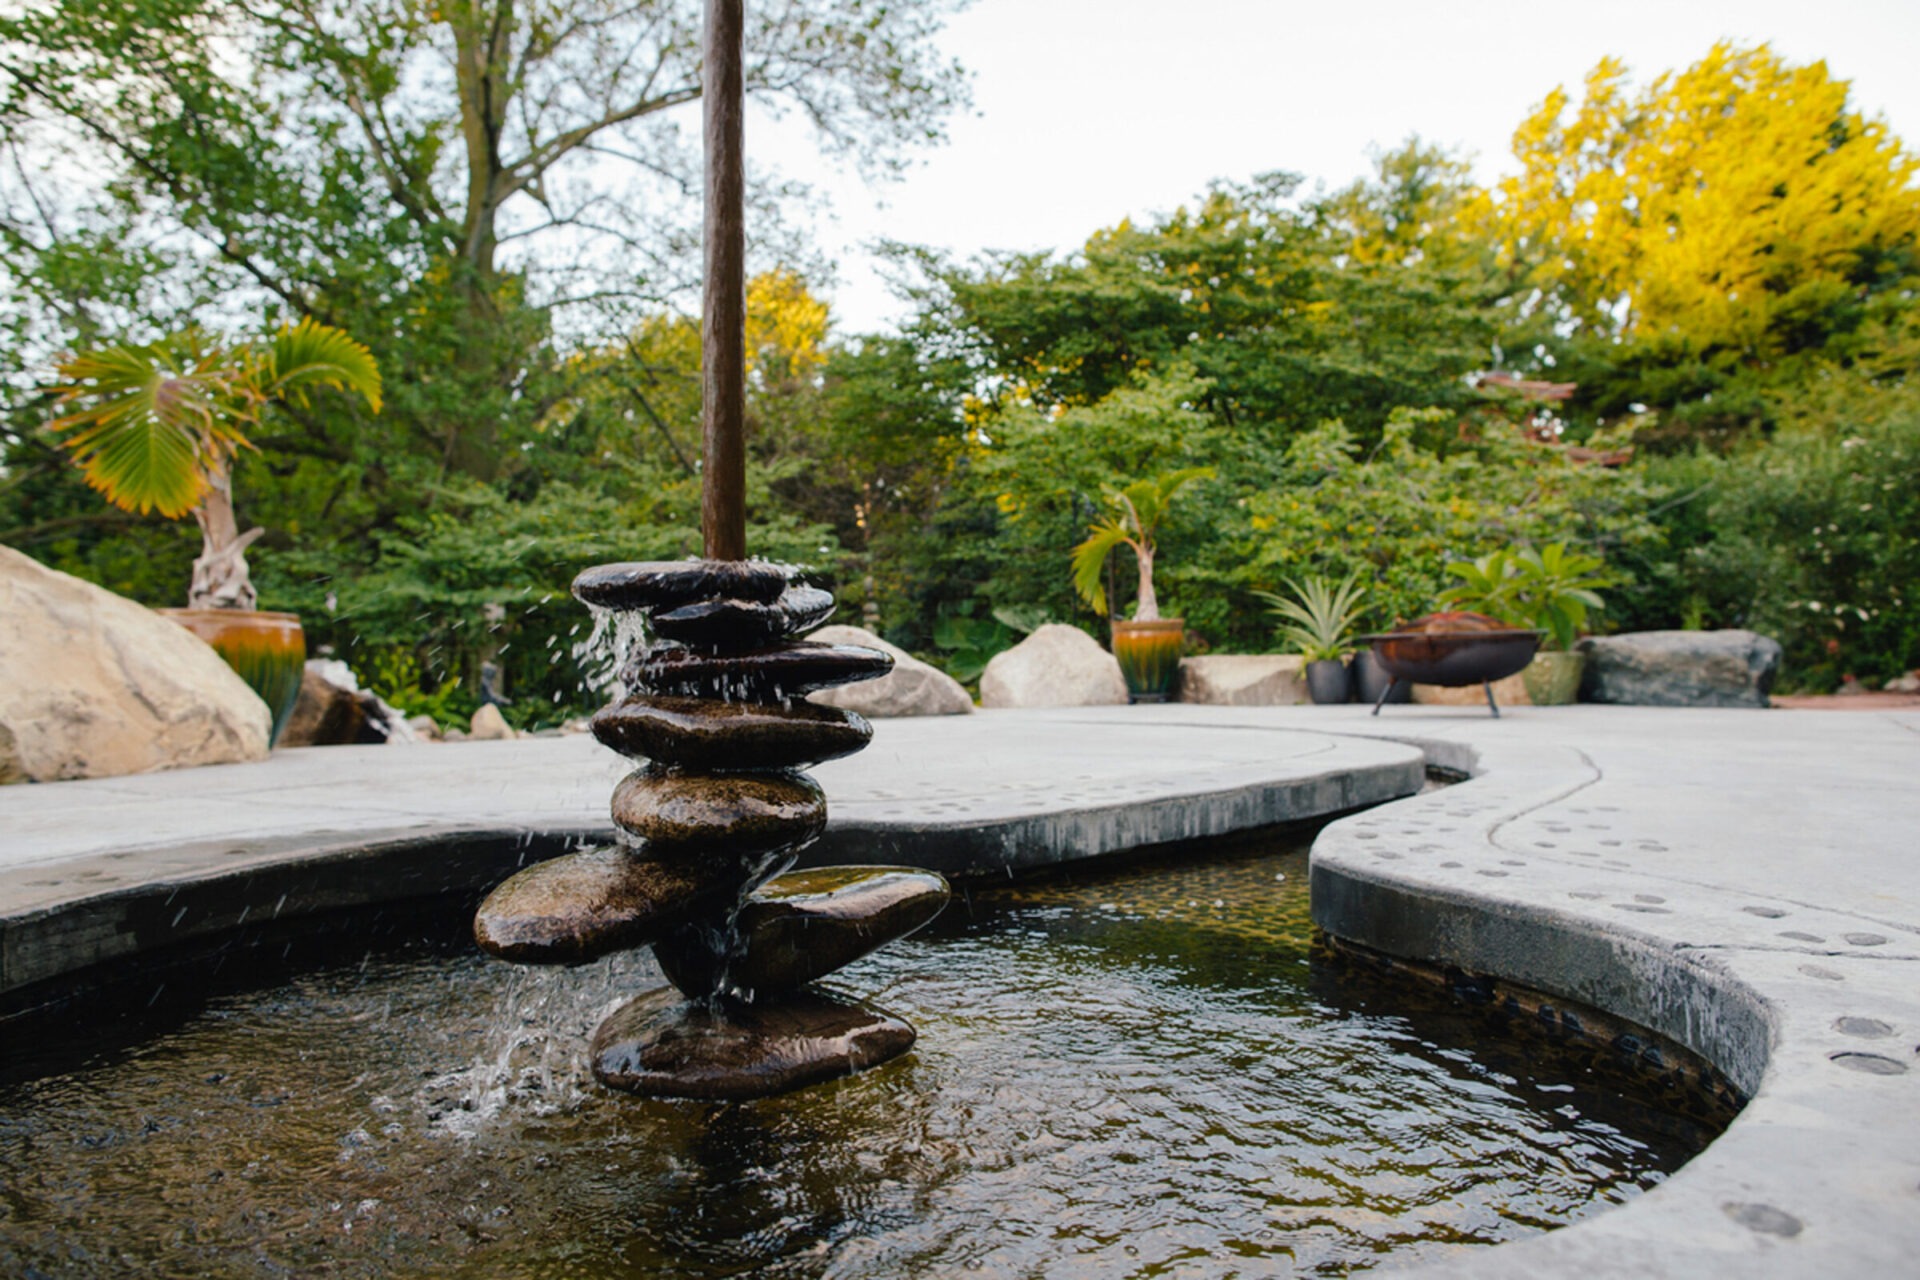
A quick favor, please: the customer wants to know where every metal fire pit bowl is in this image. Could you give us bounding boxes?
[1356,628,1541,717]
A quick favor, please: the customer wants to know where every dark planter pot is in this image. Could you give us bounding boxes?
[1353,648,1410,705]
[160,608,306,746]
[1111,618,1185,703]
[1305,658,1352,705]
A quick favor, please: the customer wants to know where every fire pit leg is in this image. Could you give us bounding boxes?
[1483,680,1501,718]
[1371,676,1398,717]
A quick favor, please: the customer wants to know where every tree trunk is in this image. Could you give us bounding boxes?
[1132,543,1159,621]
[188,463,264,610]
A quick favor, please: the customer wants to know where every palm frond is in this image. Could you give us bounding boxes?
[1070,519,1135,615]
[263,317,384,413]
[49,334,236,517]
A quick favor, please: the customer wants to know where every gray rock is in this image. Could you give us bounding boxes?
[806,624,973,716]
[0,545,269,781]
[1176,654,1304,705]
[280,663,412,746]
[1577,629,1782,708]
[979,623,1128,708]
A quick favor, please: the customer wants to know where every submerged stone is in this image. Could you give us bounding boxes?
[590,987,916,1099]
[654,866,951,998]
[592,696,872,770]
[472,844,741,964]
[611,766,826,856]
[572,560,789,611]
[626,641,893,701]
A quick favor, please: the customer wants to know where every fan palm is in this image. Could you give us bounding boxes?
[51,318,382,610]
[1069,467,1215,621]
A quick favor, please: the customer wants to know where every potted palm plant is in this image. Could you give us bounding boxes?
[1440,543,1616,705]
[1256,571,1368,704]
[1070,467,1215,701]
[51,318,383,742]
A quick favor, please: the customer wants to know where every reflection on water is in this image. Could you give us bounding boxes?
[0,842,1718,1278]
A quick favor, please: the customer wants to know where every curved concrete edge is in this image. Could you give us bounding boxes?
[0,717,1424,1006]
[1308,726,1920,1278]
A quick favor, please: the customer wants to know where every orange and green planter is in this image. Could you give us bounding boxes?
[160,609,307,746]
[1111,618,1185,703]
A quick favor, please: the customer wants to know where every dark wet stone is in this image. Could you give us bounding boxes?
[649,597,792,647]
[647,584,839,648]
[777,584,835,634]
[590,986,915,1099]
[473,844,742,964]
[610,766,826,856]
[592,696,872,770]
[654,866,950,999]
[625,641,893,701]
[572,560,789,611]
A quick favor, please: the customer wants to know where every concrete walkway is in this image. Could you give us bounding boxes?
[2,703,1917,1278]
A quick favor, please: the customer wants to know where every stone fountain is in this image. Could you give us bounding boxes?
[472,561,948,1099]
[470,0,946,1100]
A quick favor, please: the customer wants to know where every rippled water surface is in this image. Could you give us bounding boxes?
[0,843,1718,1278]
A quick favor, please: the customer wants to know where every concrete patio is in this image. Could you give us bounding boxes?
[2,702,1915,1278]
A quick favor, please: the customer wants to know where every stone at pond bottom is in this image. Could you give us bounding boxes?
[626,641,893,701]
[473,844,748,964]
[611,766,826,855]
[804,625,975,717]
[590,986,916,1099]
[571,559,789,610]
[592,696,872,770]
[653,866,951,998]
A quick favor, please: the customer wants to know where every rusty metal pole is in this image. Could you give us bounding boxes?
[701,0,747,561]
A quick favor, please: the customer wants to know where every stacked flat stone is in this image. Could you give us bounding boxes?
[473,559,949,1100]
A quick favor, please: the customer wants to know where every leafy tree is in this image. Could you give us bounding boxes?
[1481,43,1918,353]
[1477,44,1920,449]
[921,171,1493,448]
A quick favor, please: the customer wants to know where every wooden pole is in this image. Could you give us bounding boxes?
[701,0,747,561]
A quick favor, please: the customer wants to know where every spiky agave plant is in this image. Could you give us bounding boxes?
[1069,467,1215,622]
[51,318,382,610]
[1255,571,1369,662]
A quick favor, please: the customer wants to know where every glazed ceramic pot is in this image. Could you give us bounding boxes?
[1305,657,1352,705]
[1111,618,1185,702]
[160,608,306,746]
[1522,650,1586,706]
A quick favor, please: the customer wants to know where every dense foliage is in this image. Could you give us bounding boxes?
[4,33,1918,706]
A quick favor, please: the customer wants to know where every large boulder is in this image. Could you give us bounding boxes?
[1176,654,1305,706]
[1576,630,1782,708]
[805,625,973,717]
[0,545,269,781]
[979,624,1128,708]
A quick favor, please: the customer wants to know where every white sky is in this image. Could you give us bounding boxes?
[756,0,1920,336]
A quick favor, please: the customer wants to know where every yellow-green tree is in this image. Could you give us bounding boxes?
[1478,43,1920,357]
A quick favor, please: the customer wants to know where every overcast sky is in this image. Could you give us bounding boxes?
[754,0,1920,336]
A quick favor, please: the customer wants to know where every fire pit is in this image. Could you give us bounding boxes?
[1357,612,1540,717]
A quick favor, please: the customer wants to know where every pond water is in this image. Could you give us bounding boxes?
[0,840,1721,1278]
